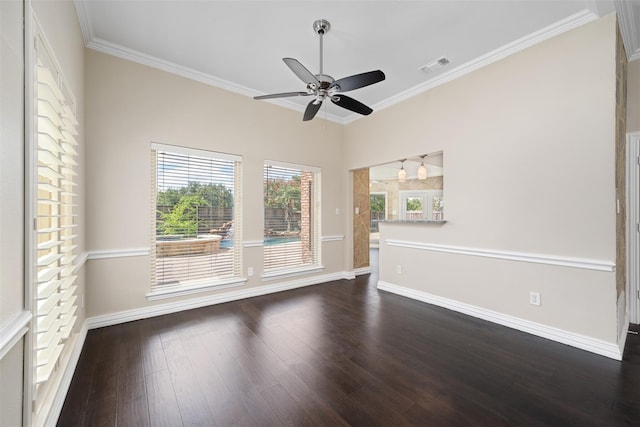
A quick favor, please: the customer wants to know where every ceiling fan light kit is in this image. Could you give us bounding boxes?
[254,19,385,121]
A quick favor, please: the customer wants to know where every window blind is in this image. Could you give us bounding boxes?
[263,163,320,272]
[151,145,242,288]
[35,62,79,395]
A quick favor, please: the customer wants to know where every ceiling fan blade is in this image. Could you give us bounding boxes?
[283,58,320,86]
[331,70,385,92]
[254,92,310,100]
[303,100,322,121]
[331,95,373,116]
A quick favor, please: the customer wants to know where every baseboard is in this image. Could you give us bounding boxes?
[44,320,88,427]
[377,280,623,361]
[87,271,354,329]
[353,266,372,276]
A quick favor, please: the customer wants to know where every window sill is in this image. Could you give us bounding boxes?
[261,265,325,282]
[146,276,247,301]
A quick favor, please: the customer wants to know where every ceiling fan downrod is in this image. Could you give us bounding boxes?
[313,19,330,76]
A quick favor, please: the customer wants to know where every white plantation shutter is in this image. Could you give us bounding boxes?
[151,144,242,288]
[35,62,79,389]
[263,162,320,272]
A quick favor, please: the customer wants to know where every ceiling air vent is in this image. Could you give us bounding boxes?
[419,56,450,73]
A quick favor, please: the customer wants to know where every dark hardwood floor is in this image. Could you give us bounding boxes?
[59,250,640,426]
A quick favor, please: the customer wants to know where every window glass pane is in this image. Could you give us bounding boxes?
[370,193,386,232]
[153,149,240,287]
[432,195,444,220]
[264,164,319,272]
[406,197,423,220]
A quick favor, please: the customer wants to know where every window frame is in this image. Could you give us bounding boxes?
[262,160,323,280]
[147,143,246,300]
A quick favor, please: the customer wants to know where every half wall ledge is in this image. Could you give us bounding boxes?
[380,220,447,224]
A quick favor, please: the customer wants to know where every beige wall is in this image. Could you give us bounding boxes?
[345,15,619,342]
[85,50,345,317]
[629,60,640,133]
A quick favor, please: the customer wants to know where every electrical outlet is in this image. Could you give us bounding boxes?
[248,267,254,277]
[529,291,541,306]
[396,265,402,275]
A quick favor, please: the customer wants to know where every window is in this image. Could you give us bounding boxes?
[370,192,387,231]
[151,144,243,293]
[34,53,79,408]
[400,190,444,220]
[263,161,321,275]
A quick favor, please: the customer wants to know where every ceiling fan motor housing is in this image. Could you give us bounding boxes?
[313,19,330,35]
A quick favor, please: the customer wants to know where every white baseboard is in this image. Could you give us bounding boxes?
[377,280,623,360]
[87,271,354,329]
[45,321,88,427]
[353,266,372,276]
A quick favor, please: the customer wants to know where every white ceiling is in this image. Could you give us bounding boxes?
[75,0,639,124]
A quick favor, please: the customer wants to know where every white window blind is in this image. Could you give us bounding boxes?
[35,60,79,395]
[151,144,242,288]
[263,162,320,272]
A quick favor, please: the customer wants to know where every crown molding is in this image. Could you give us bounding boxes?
[615,0,640,61]
[343,9,599,124]
[74,4,600,125]
[73,0,93,47]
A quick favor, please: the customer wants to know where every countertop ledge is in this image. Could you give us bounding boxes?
[380,220,447,224]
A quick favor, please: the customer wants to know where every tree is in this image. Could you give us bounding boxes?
[406,197,423,212]
[264,176,301,232]
[157,194,208,237]
[158,182,233,208]
[370,194,386,213]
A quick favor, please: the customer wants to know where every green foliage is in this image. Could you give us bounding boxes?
[157,194,208,237]
[158,182,233,208]
[264,176,301,209]
[370,194,386,213]
[406,197,423,212]
[264,176,301,232]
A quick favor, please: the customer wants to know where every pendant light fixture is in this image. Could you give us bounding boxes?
[398,159,407,183]
[417,155,428,180]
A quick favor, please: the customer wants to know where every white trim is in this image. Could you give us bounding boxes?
[353,266,372,276]
[261,265,325,281]
[627,132,640,324]
[72,0,93,46]
[264,159,321,173]
[87,248,150,260]
[385,239,615,272]
[146,277,248,301]
[344,9,599,124]
[321,235,344,242]
[0,311,32,360]
[243,240,264,248]
[73,251,89,274]
[377,281,623,360]
[615,0,640,61]
[87,271,351,329]
[42,321,87,427]
[151,142,242,162]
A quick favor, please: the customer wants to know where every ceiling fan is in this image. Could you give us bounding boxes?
[254,19,385,121]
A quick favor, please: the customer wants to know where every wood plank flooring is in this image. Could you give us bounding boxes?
[59,251,640,426]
